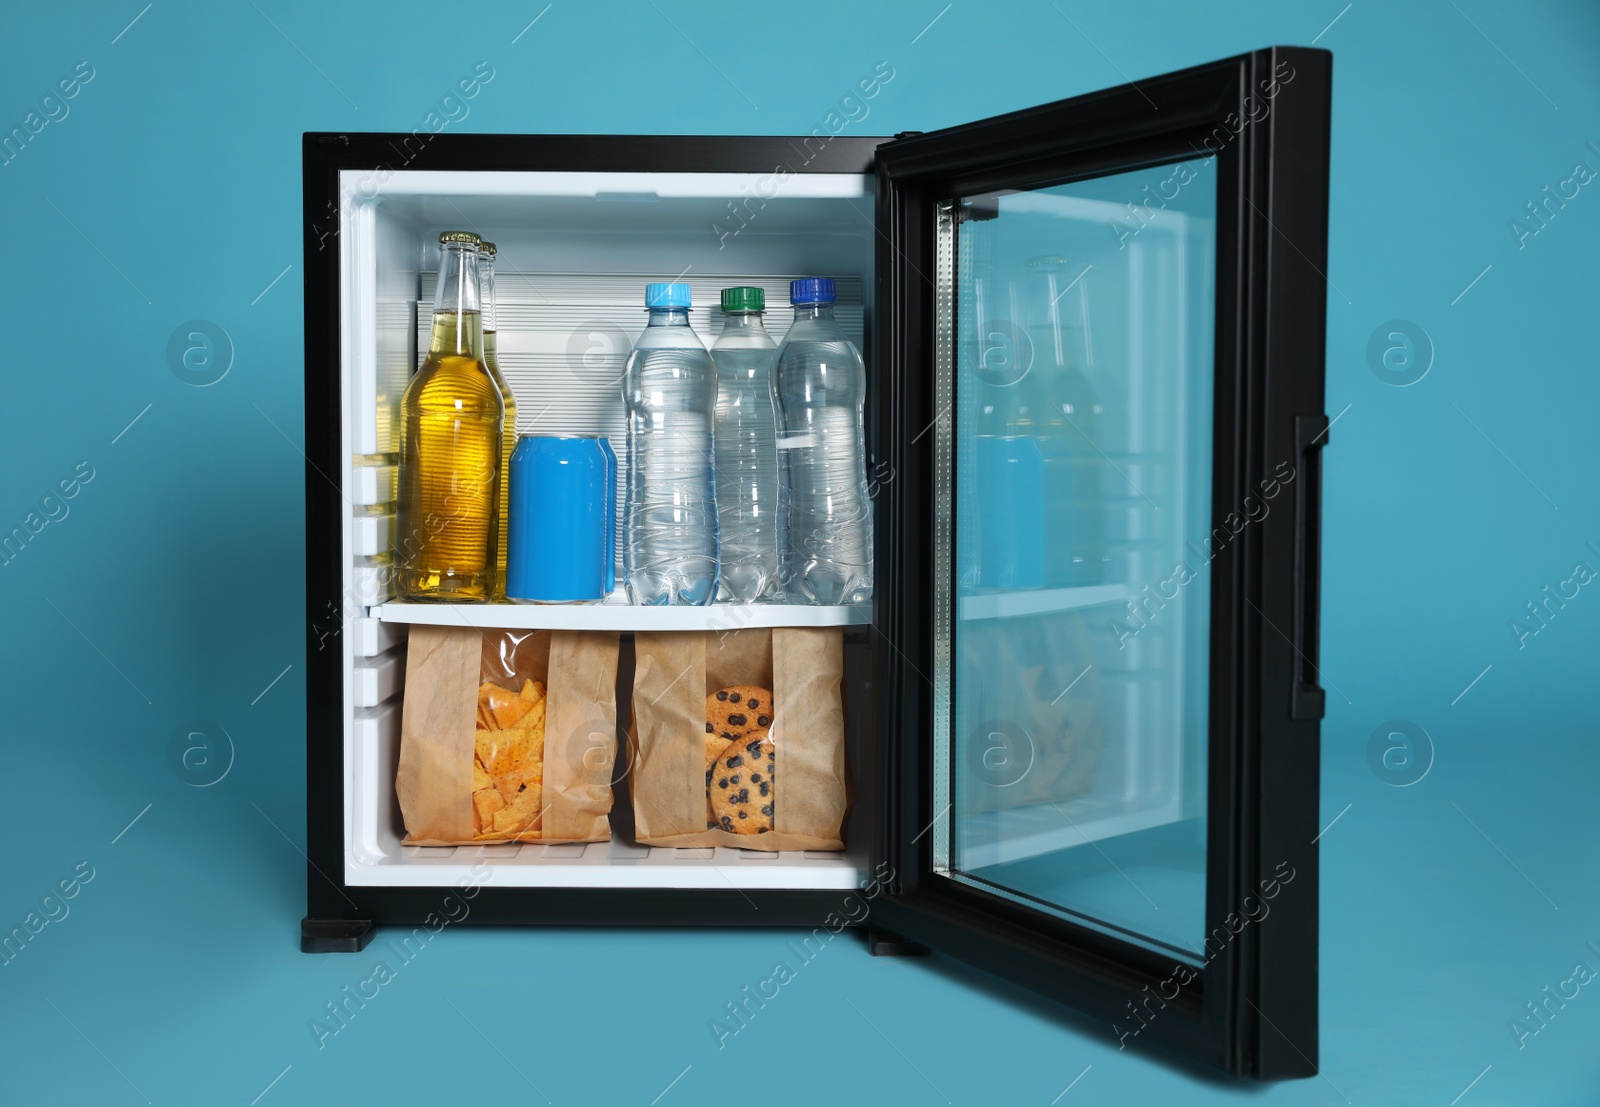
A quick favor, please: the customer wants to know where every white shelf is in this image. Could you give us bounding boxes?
[959,793,1185,870]
[348,840,868,890]
[959,583,1130,622]
[371,594,871,631]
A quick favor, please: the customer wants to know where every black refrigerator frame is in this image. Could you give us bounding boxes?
[300,131,886,939]
[300,45,1330,1082]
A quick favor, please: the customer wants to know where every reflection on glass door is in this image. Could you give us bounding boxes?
[932,160,1217,962]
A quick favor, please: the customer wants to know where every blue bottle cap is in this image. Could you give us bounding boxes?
[789,277,836,305]
[645,282,692,309]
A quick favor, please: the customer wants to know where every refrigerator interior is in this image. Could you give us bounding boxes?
[337,169,877,889]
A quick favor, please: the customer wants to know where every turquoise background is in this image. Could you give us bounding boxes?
[2,1,1597,1103]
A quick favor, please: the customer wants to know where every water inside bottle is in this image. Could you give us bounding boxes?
[773,297,873,606]
[712,304,782,603]
[623,296,720,606]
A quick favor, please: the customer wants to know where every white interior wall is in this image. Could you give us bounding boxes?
[343,172,877,889]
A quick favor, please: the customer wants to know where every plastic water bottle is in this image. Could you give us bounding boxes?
[773,278,873,605]
[711,286,782,603]
[622,283,719,606]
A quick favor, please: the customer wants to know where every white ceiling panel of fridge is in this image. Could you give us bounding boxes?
[347,169,876,276]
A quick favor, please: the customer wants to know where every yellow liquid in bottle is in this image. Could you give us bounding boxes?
[483,329,517,600]
[396,310,503,602]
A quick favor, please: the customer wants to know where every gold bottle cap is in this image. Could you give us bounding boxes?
[439,230,482,245]
[479,241,497,256]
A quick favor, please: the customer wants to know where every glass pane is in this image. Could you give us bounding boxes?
[936,160,1216,963]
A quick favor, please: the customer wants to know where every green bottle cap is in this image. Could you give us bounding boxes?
[439,230,481,245]
[720,286,764,313]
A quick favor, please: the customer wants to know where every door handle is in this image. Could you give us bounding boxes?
[1291,414,1328,721]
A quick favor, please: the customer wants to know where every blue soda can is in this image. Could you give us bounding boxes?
[975,435,1045,590]
[507,435,611,603]
[596,436,617,595]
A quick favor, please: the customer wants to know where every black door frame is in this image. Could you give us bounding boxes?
[869,46,1331,1079]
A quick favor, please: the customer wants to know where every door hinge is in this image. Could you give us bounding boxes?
[957,196,1001,223]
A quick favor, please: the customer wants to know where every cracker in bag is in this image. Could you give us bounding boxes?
[470,677,547,840]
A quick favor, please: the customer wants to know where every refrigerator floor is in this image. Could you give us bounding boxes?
[346,836,870,890]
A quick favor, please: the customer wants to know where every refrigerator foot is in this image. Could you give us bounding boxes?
[301,917,374,953]
[866,926,930,957]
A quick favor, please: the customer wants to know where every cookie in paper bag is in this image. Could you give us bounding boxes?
[705,729,733,776]
[707,686,772,743]
[709,731,775,835]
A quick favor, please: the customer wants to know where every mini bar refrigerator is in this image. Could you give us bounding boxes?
[301,46,1331,1079]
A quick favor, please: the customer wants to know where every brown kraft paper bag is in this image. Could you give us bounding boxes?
[958,611,1101,814]
[396,625,618,845]
[631,627,847,851]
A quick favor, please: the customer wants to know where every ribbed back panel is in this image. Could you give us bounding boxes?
[418,272,865,436]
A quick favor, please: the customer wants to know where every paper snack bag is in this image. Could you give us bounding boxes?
[630,627,847,851]
[956,610,1101,814]
[396,626,619,845]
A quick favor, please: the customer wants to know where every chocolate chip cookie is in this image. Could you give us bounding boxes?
[709,731,775,835]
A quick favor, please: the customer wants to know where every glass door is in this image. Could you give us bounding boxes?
[941,163,1216,964]
[871,47,1330,1079]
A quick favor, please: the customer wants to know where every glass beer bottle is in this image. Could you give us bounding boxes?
[1021,257,1109,586]
[395,231,504,602]
[479,241,517,599]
